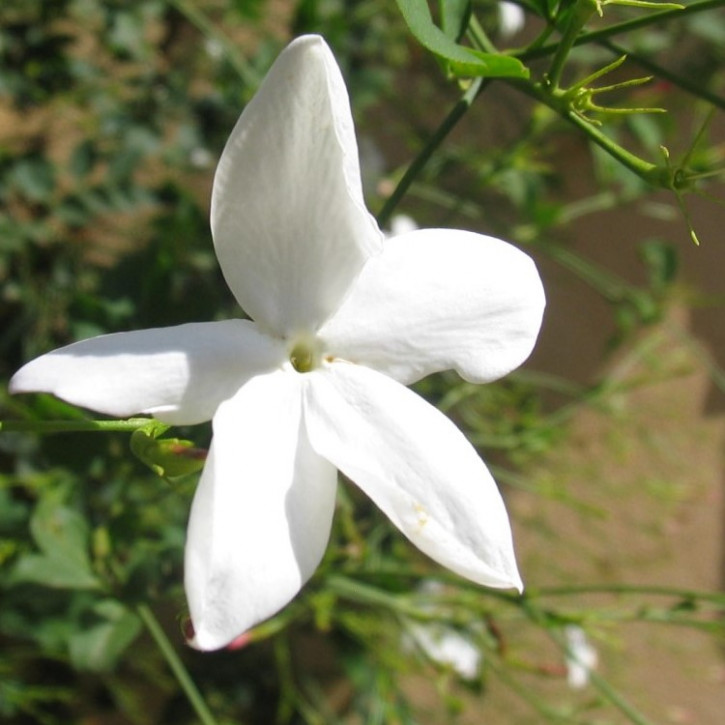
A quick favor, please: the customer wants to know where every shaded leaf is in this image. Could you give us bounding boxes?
[11,552,100,590]
[69,601,142,672]
[11,498,100,589]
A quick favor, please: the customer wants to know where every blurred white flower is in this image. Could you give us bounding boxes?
[408,622,482,680]
[189,146,214,169]
[499,2,525,38]
[404,581,482,680]
[564,625,598,689]
[388,214,419,237]
[11,36,545,651]
[204,37,224,60]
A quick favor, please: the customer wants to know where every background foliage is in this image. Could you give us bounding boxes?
[1,1,724,723]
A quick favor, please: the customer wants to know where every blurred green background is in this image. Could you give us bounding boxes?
[1,1,724,723]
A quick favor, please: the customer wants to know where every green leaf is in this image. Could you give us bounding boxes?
[31,498,91,563]
[11,553,101,590]
[10,497,100,590]
[395,0,529,78]
[12,156,56,202]
[69,601,142,672]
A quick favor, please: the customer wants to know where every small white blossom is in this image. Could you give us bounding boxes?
[404,581,483,680]
[10,36,545,651]
[189,147,214,169]
[204,37,224,60]
[499,2,525,38]
[388,214,419,237]
[564,625,598,689]
[407,623,482,680]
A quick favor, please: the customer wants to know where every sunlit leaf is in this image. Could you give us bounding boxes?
[395,0,529,78]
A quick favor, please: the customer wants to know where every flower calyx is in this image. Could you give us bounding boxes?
[558,55,665,126]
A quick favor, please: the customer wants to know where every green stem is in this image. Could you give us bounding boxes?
[327,575,419,615]
[520,0,724,63]
[165,0,260,88]
[136,604,219,725]
[522,80,661,183]
[376,77,486,228]
[599,39,725,110]
[467,13,499,54]
[546,0,600,89]
[522,600,658,725]
[587,670,658,725]
[530,583,725,603]
[485,655,580,723]
[0,417,155,434]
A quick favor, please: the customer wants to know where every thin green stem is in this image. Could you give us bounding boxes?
[530,583,725,603]
[523,80,661,182]
[327,575,419,615]
[165,0,260,88]
[376,77,486,228]
[136,604,219,725]
[522,600,658,725]
[599,39,725,110]
[0,417,155,434]
[546,0,600,89]
[587,670,658,725]
[520,0,724,63]
[485,655,581,723]
[467,13,499,54]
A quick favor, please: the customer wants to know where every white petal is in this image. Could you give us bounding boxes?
[9,320,285,425]
[211,35,383,336]
[304,363,522,591]
[319,229,545,385]
[185,370,338,650]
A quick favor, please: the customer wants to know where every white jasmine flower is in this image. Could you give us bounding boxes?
[499,2,525,38]
[10,36,545,651]
[189,146,214,169]
[204,37,224,60]
[564,625,598,689]
[404,581,483,680]
[388,214,418,237]
[407,622,482,680]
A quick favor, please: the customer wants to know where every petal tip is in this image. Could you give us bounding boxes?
[8,372,25,395]
[8,362,47,396]
[183,617,233,653]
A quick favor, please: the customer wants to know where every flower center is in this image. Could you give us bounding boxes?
[289,337,322,373]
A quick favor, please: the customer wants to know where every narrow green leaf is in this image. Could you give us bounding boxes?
[396,0,529,78]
